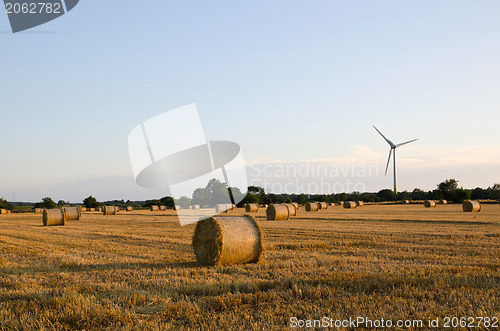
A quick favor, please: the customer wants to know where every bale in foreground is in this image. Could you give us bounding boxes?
[43,209,66,226]
[245,203,259,212]
[63,206,81,220]
[192,215,264,266]
[424,200,436,208]
[463,200,481,212]
[291,202,299,210]
[305,202,318,212]
[266,204,289,220]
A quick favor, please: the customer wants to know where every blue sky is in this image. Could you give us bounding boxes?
[1,1,500,202]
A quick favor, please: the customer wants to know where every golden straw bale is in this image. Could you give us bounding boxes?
[266,204,289,221]
[356,201,364,207]
[63,207,81,220]
[284,203,296,217]
[343,201,357,209]
[103,206,117,215]
[305,202,318,212]
[43,209,66,226]
[317,202,328,210]
[245,204,259,212]
[424,200,436,208]
[126,206,133,211]
[463,200,481,212]
[150,205,159,211]
[159,205,167,211]
[192,215,264,266]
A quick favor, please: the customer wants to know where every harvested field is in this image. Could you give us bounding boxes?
[0,204,498,329]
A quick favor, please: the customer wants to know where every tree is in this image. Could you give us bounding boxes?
[57,200,67,206]
[488,184,500,200]
[160,196,175,208]
[378,189,396,202]
[0,198,14,211]
[192,187,211,207]
[35,197,56,209]
[176,196,192,209]
[83,196,99,208]
[437,179,459,201]
[451,188,471,203]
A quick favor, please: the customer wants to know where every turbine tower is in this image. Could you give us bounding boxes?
[373,126,417,195]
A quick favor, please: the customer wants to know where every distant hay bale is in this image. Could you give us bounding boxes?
[291,202,299,210]
[343,201,357,209]
[103,206,117,215]
[266,204,290,220]
[126,206,133,211]
[0,209,7,215]
[7,210,11,214]
[463,200,481,212]
[284,203,296,217]
[215,204,227,213]
[317,202,328,210]
[63,207,81,220]
[97,208,102,212]
[356,201,364,207]
[245,204,259,212]
[34,208,43,213]
[150,205,159,211]
[305,202,319,212]
[81,207,87,212]
[192,215,264,266]
[89,208,95,212]
[159,205,167,211]
[175,205,181,210]
[192,205,200,210]
[439,199,448,205]
[43,209,66,226]
[115,207,120,212]
[338,201,344,206]
[424,200,436,208]
[330,203,336,206]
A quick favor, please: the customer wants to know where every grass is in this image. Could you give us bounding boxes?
[0,205,499,330]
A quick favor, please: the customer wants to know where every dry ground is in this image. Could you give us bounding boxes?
[0,204,499,330]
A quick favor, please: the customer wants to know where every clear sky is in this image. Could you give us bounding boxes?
[1,1,500,202]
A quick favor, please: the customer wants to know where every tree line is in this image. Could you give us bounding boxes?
[2,178,499,212]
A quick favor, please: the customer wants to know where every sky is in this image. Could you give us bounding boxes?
[1,1,500,202]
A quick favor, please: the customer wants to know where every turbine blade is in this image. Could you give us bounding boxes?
[385,149,392,175]
[395,138,418,148]
[373,126,394,147]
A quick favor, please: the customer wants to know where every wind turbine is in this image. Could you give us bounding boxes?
[373,126,417,195]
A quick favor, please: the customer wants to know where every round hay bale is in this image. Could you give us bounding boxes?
[193,205,200,210]
[43,209,66,226]
[215,204,227,213]
[159,205,167,211]
[89,208,95,212]
[317,202,328,210]
[81,207,87,212]
[463,200,481,212]
[0,209,6,215]
[291,202,299,210]
[34,208,43,213]
[356,201,364,207]
[266,204,289,220]
[423,200,436,208]
[192,215,264,266]
[343,201,357,209]
[103,206,117,215]
[439,199,448,205]
[150,205,159,211]
[7,210,11,214]
[284,203,296,217]
[126,206,133,211]
[305,202,319,212]
[63,207,81,220]
[245,204,259,212]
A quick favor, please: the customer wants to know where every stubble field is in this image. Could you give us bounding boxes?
[0,204,499,330]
